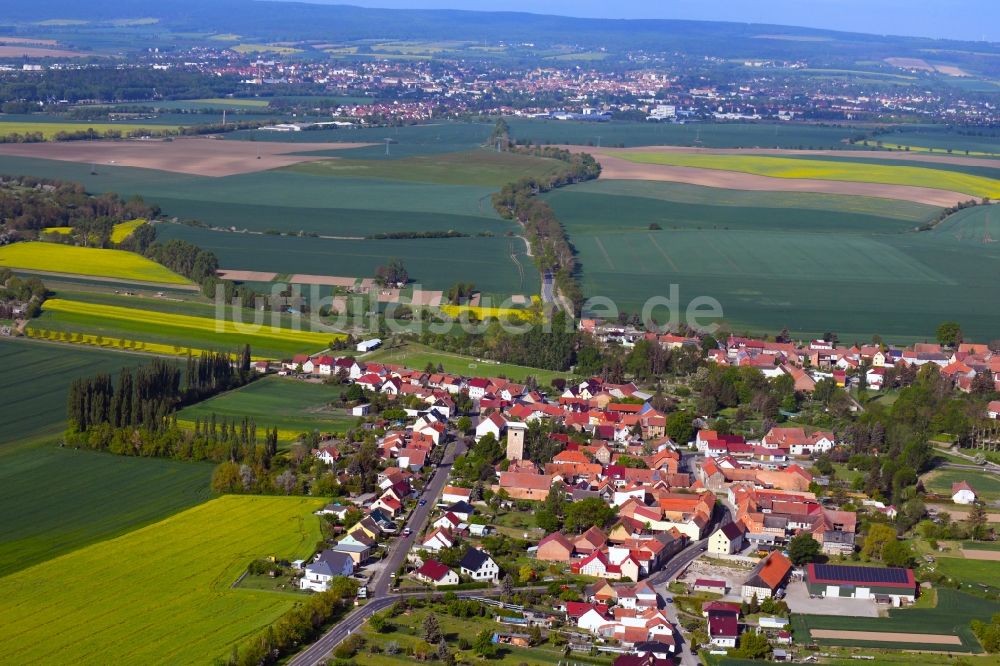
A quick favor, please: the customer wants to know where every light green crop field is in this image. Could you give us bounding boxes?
[0,337,145,448]
[933,557,1000,588]
[617,152,1000,198]
[364,342,573,384]
[286,149,566,187]
[0,242,192,285]
[0,446,212,577]
[177,376,358,441]
[0,121,181,139]
[232,43,302,54]
[32,298,341,358]
[546,179,1000,343]
[0,495,324,665]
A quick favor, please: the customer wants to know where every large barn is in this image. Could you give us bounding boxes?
[805,564,916,605]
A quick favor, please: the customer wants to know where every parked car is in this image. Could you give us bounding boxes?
[418,499,427,506]
[403,527,411,536]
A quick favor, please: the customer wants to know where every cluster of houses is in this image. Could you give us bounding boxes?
[564,581,678,652]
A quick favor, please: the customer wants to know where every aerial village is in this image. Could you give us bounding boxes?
[263,322,1000,664]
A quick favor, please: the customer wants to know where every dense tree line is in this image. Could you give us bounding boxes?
[0,68,243,104]
[419,310,577,371]
[0,175,157,237]
[365,230,470,240]
[144,238,220,289]
[490,124,601,311]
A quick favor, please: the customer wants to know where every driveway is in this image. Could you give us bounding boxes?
[783,580,878,617]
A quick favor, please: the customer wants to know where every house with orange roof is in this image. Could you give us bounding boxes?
[496,471,557,501]
[741,551,792,601]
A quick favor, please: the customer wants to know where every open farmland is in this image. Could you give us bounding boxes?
[157,224,529,297]
[0,337,145,447]
[0,121,181,140]
[177,376,358,441]
[286,149,566,187]
[363,342,573,384]
[31,298,341,358]
[0,242,193,285]
[546,179,1000,342]
[0,446,212,577]
[607,150,1000,202]
[789,588,998,652]
[0,495,324,665]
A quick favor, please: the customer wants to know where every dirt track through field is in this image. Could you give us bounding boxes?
[811,629,962,645]
[962,548,1000,561]
[0,137,372,177]
[588,153,972,207]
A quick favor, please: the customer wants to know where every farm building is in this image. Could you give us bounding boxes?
[805,563,916,605]
[356,338,382,353]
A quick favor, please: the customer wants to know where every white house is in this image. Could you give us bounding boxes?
[708,522,745,555]
[988,401,1000,420]
[414,560,460,587]
[475,412,507,442]
[459,548,499,582]
[299,550,354,592]
[952,481,977,505]
[442,485,472,505]
[421,527,455,552]
[466,378,491,400]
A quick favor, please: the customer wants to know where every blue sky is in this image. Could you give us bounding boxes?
[317,1,997,42]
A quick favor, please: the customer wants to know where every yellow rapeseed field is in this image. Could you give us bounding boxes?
[621,152,1000,199]
[0,121,181,140]
[43,219,145,243]
[0,496,324,665]
[440,303,539,321]
[0,242,192,284]
[42,298,342,347]
[23,327,270,360]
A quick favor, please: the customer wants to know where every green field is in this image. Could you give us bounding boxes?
[30,297,340,359]
[0,446,212,577]
[545,179,1000,342]
[931,205,1000,244]
[934,557,1000,588]
[0,495,323,665]
[286,149,566,187]
[157,224,530,297]
[0,337,144,447]
[364,342,573,384]
[177,376,358,440]
[790,588,999,652]
[924,468,1000,501]
[615,152,1000,198]
[0,242,193,285]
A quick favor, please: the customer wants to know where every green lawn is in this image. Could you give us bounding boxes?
[0,337,143,448]
[924,468,1000,502]
[0,446,212,577]
[176,375,359,441]
[364,342,573,384]
[933,557,1000,589]
[790,588,999,652]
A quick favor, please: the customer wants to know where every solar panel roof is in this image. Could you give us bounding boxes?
[812,564,909,584]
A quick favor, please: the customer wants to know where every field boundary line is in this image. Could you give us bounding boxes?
[593,237,616,270]
[647,233,679,272]
[8,268,199,291]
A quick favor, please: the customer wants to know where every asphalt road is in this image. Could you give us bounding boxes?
[288,436,468,666]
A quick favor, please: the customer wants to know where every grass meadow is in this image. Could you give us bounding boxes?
[616,152,1000,198]
[363,341,573,384]
[0,446,212,577]
[789,588,998,652]
[32,298,340,358]
[545,179,1000,342]
[0,337,143,448]
[923,468,1000,501]
[0,495,324,665]
[0,242,192,285]
[176,376,358,441]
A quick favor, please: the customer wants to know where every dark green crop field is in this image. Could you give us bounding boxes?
[0,338,140,448]
[546,179,1000,343]
[0,446,213,577]
[157,223,531,296]
[790,589,998,652]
